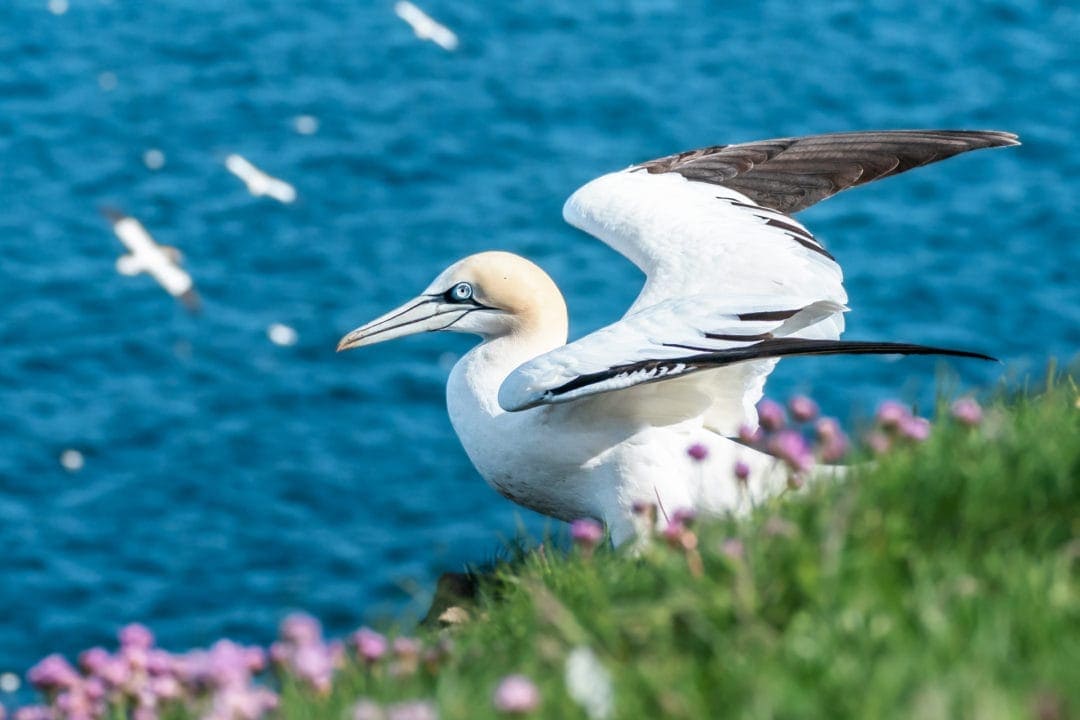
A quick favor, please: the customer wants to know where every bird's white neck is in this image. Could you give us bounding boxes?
[450,327,565,418]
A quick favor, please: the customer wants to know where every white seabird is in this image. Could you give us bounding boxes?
[225,154,297,204]
[103,208,200,311]
[337,130,1017,544]
[394,1,459,52]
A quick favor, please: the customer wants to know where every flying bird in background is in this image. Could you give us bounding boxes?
[103,208,200,312]
[225,154,297,204]
[337,130,1017,544]
[394,1,459,52]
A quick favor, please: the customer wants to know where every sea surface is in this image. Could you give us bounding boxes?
[1,0,1077,681]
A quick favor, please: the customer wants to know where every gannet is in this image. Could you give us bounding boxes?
[338,130,1017,544]
[225,154,297,204]
[103,208,200,311]
[394,1,459,52]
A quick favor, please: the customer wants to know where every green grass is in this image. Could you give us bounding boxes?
[273,379,1079,720]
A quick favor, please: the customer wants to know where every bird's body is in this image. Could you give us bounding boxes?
[338,130,1016,544]
[225,154,297,204]
[104,208,200,311]
[394,1,459,52]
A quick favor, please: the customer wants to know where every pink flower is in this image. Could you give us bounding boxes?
[280,613,322,647]
[899,416,931,442]
[27,654,80,692]
[686,442,708,461]
[352,628,388,663]
[814,418,848,463]
[570,518,604,549]
[13,706,52,720]
[757,399,786,431]
[493,674,540,714]
[875,401,910,429]
[671,508,696,526]
[788,395,819,422]
[768,430,814,473]
[733,460,750,481]
[951,397,983,426]
[292,645,334,693]
[661,520,687,546]
[119,623,155,650]
[78,647,111,675]
[737,424,763,445]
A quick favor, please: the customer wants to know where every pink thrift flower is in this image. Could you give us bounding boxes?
[493,674,541,715]
[13,707,52,720]
[244,646,267,673]
[671,508,696,526]
[119,623,155,650]
[875,400,910,429]
[150,675,182,701]
[733,460,750,481]
[899,416,931,441]
[757,399,786,431]
[768,430,814,473]
[27,654,80,691]
[815,418,849,462]
[737,424,763,445]
[352,628,388,663]
[686,442,708,461]
[570,518,604,549]
[661,520,687,546]
[293,645,334,693]
[280,613,322,647]
[788,395,819,422]
[78,647,111,675]
[951,397,983,426]
[819,434,849,463]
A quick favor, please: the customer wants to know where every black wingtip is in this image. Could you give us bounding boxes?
[704,338,998,366]
[99,206,127,224]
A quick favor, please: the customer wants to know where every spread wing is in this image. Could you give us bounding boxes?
[500,130,1014,430]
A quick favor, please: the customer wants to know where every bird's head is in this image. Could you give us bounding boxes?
[337,251,568,352]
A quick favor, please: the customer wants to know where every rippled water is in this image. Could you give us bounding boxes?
[0,0,1077,679]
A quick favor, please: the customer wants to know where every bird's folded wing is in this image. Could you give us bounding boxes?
[499,297,838,412]
[498,296,994,413]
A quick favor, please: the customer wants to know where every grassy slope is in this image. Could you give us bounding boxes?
[283,381,1079,720]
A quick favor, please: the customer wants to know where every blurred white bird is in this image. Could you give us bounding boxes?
[103,208,199,311]
[394,1,459,51]
[338,130,1016,544]
[225,154,297,204]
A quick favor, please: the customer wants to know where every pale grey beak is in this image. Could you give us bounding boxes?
[337,295,456,352]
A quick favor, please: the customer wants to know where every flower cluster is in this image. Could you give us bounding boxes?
[5,619,445,720]
[736,395,851,487]
[865,400,933,454]
[269,613,343,694]
[13,623,273,720]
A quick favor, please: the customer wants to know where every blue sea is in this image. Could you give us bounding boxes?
[1,0,1077,683]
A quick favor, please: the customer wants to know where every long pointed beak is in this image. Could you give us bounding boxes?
[337,295,452,352]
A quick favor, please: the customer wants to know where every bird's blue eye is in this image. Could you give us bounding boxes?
[450,282,473,302]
